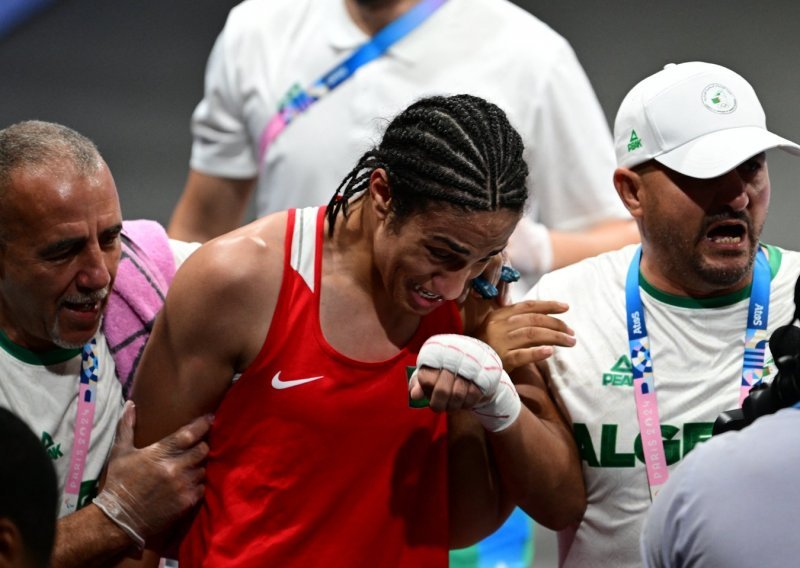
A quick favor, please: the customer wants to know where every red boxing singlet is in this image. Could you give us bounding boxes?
[181,207,463,567]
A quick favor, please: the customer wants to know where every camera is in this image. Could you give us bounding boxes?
[713,275,800,436]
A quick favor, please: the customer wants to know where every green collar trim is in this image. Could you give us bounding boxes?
[639,244,782,309]
[0,329,81,365]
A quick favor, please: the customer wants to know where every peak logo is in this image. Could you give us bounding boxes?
[627,129,642,152]
[602,355,633,387]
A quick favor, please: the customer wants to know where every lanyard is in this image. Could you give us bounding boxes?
[257,0,448,164]
[61,338,99,516]
[625,246,771,499]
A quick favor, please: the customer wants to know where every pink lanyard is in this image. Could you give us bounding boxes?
[625,247,771,499]
[61,339,99,516]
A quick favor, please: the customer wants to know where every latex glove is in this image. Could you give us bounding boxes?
[93,401,211,548]
[409,334,521,432]
[506,217,553,278]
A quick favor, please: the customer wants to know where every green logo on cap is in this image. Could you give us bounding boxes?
[627,130,642,152]
[702,84,737,114]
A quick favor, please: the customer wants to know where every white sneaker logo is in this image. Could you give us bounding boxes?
[271,371,324,390]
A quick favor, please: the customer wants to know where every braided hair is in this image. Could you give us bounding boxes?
[326,94,528,235]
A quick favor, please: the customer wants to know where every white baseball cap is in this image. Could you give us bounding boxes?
[614,61,800,178]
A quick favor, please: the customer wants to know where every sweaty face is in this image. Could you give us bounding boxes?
[0,163,122,351]
[638,153,770,296]
[372,204,520,315]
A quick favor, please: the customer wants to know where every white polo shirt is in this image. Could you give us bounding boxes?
[190,0,627,232]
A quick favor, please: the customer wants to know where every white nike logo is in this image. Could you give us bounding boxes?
[271,371,324,390]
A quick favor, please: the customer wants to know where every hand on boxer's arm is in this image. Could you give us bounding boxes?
[52,402,211,567]
[94,401,211,549]
[474,300,576,372]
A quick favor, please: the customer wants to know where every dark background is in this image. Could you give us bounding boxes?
[2,2,796,565]
[0,1,798,247]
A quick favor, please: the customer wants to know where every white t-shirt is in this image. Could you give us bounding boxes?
[190,0,628,233]
[641,407,800,568]
[0,331,122,517]
[525,244,800,567]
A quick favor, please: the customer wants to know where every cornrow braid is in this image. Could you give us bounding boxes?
[327,94,528,235]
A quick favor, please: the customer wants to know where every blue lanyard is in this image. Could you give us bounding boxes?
[318,0,446,91]
[625,245,771,498]
[258,0,447,163]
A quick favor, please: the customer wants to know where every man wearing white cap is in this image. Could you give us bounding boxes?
[519,61,800,566]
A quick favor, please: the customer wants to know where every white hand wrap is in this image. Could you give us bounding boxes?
[472,372,522,432]
[416,334,522,432]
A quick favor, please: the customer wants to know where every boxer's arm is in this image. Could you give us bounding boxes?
[132,216,286,447]
[449,362,584,545]
[411,331,584,546]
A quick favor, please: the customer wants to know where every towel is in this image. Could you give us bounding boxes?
[103,220,176,399]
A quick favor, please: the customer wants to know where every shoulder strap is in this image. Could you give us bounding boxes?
[288,206,322,293]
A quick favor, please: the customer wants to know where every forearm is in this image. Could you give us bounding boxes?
[488,399,585,529]
[53,504,137,568]
[448,401,584,548]
[418,332,583,544]
[447,411,510,548]
[550,218,639,270]
[168,170,255,242]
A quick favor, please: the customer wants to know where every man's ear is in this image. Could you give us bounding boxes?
[613,167,645,220]
[368,168,392,221]
[0,517,25,568]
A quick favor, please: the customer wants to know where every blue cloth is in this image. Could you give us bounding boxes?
[450,508,534,567]
[0,0,57,41]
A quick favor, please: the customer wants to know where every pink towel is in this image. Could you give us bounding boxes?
[103,220,176,398]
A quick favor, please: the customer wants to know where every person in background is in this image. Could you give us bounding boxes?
[0,120,209,567]
[0,407,58,568]
[640,402,800,568]
[167,0,638,291]
[133,94,585,567]
[522,61,800,566]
